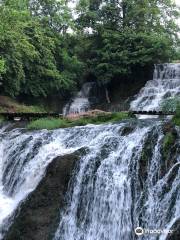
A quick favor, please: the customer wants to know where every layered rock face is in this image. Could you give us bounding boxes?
[5,152,80,240]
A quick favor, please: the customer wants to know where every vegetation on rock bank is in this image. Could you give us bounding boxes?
[163,132,176,155]
[161,97,180,127]
[27,112,131,130]
[173,105,180,126]
[0,96,45,113]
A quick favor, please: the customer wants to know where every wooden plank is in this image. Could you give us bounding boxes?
[130,111,175,115]
[0,111,175,121]
[0,112,63,120]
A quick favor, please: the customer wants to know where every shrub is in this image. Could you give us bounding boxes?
[163,132,175,152]
[161,97,180,126]
[173,103,180,126]
[27,112,131,130]
[161,97,180,112]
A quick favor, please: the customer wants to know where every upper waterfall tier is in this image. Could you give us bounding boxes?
[63,82,97,115]
[130,63,180,111]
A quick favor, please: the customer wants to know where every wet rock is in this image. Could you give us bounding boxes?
[162,121,177,137]
[166,219,180,240]
[5,150,83,240]
[138,129,159,188]
[160,123,179,179]
[3,122,28,132]
[121,126,134,136]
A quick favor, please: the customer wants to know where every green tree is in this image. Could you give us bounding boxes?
[29,0,73,33]
[0,0,83,97]
[0,59,5,74]
[75,0,180,87]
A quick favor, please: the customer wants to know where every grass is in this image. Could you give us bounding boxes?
[27,112,131,130]
[0,96,45,113]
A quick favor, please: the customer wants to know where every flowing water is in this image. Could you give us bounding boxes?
[0,64,179,240]
[63,82,96,115]
[53,121,180,240]
[130,63,180,111]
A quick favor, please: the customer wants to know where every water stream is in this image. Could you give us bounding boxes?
[0,63,179,240]
[63,82,97,115]
[130,63,180,111]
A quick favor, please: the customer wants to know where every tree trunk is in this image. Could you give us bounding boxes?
[105,87,111,104]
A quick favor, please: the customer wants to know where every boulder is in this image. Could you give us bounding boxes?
[5,151,82,240]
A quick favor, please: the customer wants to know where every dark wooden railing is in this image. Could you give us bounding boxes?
[0,110,175,121]
[0,112,63,121]
[130,111,175,115]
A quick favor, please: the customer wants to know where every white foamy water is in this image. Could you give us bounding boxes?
[53,121,180,240]
[0,64,180,240]
[0,127,82,237]
[65,97,89,115]
[63,82,96,115]
[130,63,180,111]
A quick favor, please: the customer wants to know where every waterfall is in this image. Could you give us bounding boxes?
[63,82,97,115]
[130,63,180,111]
[1,121,179,240]
[53,121,180,240]
[0,63,179,240]
[0,126,82,237]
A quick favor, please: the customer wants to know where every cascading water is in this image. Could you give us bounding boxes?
[130,63,180,111]
[1,121,179,240]
[53,121,180,240]
[63,82,97,115]
[0,63,179,240]
[0,126,81,238]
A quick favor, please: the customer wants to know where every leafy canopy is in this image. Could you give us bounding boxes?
[0,0,179,97]
[75,0,180,85]
[0,0,83,97]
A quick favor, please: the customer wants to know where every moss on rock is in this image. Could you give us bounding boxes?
[163,132,175,154]
[162,122,177,159]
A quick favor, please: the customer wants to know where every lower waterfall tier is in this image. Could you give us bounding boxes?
[0,120,179,240]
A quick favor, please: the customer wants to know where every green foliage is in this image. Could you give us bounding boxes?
[161,97,180,112]
[14,104,46,113]
[173,117,180,126]
[0,0,179,98]
[0,0,83,97]
[163,132,175,154]
[28,118,69,130]
[173,103,180,126]
[75,0,179,86]
[94,31,175,85]
[0,58,6,74]
[30,0,73,33]
[161,97,180,126]
[0,96,45,113]
[175,103,180,117]
[27,112,130,130]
